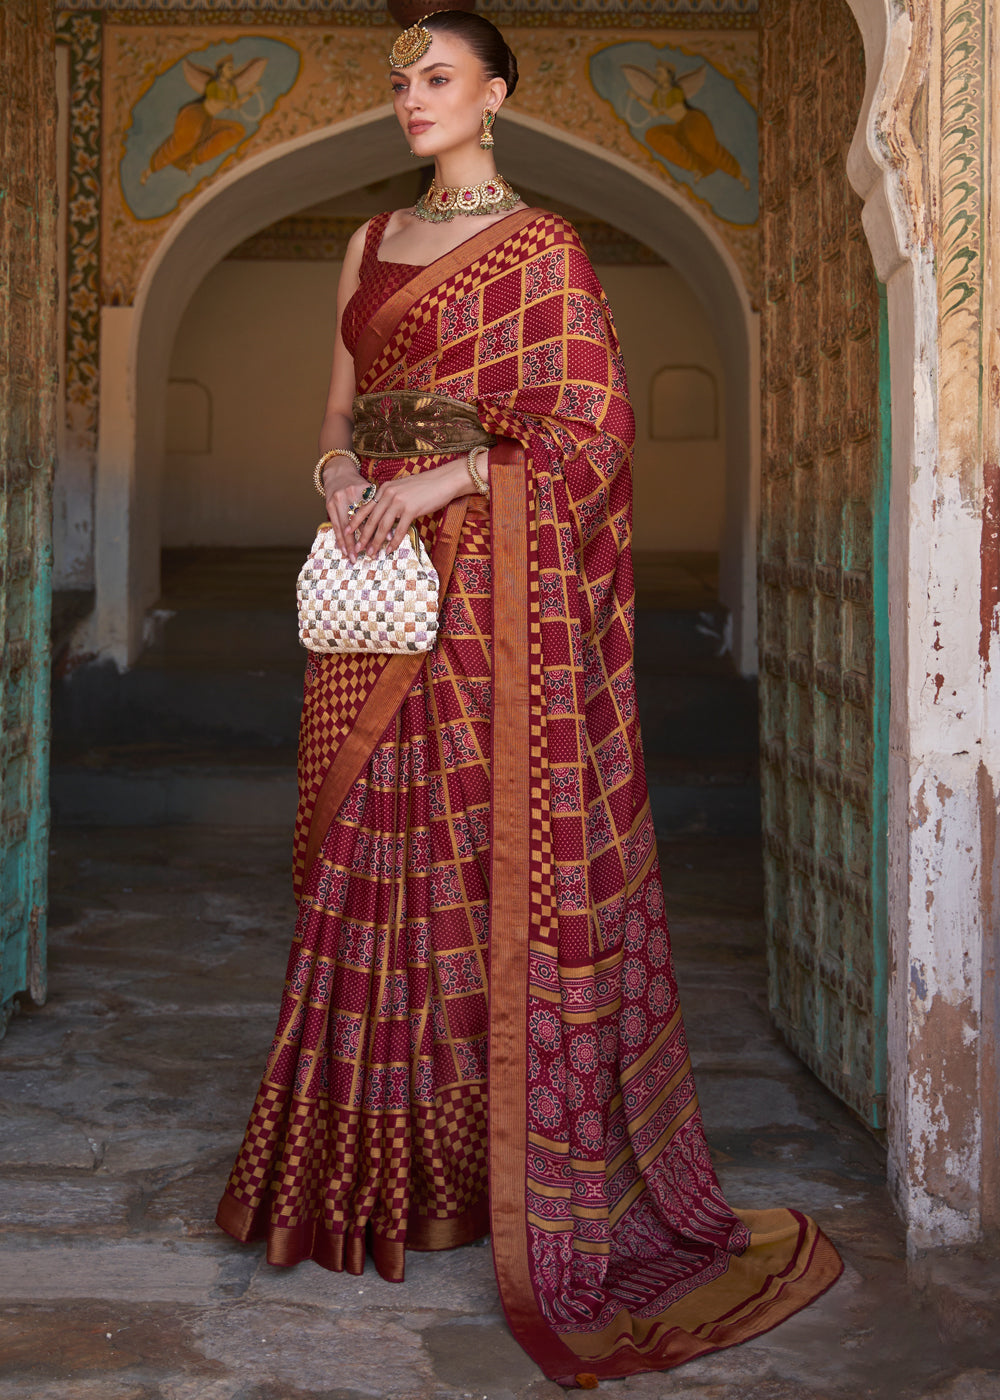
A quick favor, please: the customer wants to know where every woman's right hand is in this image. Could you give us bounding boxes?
[322,457,371,562]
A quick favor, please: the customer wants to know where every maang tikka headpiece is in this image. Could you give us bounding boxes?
[389,14,434,69]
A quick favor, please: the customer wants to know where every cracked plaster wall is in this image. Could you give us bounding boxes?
[846,0,999,1247]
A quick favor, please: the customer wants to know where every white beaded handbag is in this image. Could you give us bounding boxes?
[296,521,441,654]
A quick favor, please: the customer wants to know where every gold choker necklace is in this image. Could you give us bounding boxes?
[414,174,521,223]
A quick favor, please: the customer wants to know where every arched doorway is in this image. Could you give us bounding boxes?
[100,106,757,674]
[67,0,999,1247]
[160,176,728,572]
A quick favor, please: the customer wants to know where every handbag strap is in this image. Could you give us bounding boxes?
[301,493,473,884]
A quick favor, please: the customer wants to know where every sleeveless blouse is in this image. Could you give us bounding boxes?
[340,211,421,359]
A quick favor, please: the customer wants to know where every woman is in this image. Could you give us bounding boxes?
[216,11,841,1387]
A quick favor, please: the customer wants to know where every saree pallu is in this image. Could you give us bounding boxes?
[217,208,842,1386]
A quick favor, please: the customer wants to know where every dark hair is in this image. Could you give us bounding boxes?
[423,10,519,98]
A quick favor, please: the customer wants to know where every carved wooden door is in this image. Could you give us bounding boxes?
[0,0,57,1035]
[759,0,889,1128]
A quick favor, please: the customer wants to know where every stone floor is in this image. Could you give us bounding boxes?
[1,827,998,1400]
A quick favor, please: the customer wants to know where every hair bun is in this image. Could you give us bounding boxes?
[504,43,519,98]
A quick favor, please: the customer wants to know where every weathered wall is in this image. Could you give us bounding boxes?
[843,0,999,1247]
[0,0,57,1026]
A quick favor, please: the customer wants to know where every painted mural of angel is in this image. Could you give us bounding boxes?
[140,54,268,185]
[623,60,750,189]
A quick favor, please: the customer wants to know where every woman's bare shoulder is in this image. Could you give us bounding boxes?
[346,217,372,256]
[336,218,373,305]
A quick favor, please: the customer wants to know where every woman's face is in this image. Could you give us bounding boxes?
[390,30,505,160]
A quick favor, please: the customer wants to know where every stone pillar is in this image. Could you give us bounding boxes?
[849,0,999,1248]
[0,0,58,1024]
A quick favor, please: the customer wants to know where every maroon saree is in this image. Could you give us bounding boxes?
[217,207,842,1386]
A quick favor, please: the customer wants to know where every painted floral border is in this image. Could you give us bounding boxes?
[56,0,757,12]
[56,5,757,29]
[56,13,102,447]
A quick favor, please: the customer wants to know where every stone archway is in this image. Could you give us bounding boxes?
[94,105,758,673]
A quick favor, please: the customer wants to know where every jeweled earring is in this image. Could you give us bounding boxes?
[480,107,496,150]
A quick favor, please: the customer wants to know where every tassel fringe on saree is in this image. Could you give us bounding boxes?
[216,207,842,1386]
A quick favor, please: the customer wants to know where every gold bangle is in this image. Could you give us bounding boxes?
[467,446,490,497]
[314,447,362,496]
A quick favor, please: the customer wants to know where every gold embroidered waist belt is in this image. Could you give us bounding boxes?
[352,391,496,459]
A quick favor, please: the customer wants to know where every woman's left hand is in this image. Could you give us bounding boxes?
[350,456,484,557]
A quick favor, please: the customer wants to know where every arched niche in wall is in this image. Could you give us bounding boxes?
[165,378,212,455]
[649,365,719,442]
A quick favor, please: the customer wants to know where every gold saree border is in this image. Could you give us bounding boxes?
[215,1191,488,1280]
[301,494,471,883]
[554,1212,843,1374]
[487,448,585,1384]
[405,1195,490,1253]
[354,208,545,385]
[484,452,843,1389]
